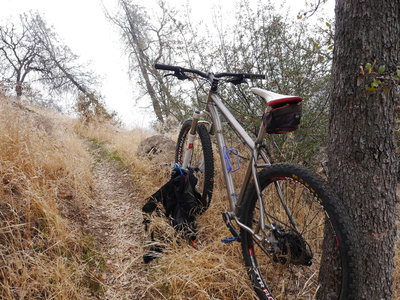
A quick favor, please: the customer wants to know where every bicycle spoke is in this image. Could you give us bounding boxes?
[241,167,347,299]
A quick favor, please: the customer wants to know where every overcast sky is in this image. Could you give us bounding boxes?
[0,0,334,129]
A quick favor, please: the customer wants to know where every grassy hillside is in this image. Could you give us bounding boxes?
[0,96,95,298]
[1,96,399,299]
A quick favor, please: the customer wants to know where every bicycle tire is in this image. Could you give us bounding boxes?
[175,119,214,210]
[240,163,358,300]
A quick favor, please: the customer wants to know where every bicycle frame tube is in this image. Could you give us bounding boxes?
[186,90,299,241]
[206,92,270,215]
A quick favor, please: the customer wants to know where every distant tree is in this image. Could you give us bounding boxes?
[108,0,206,126]
[327,0,399,298]
[76,92,118,123]
[0,18,41,97]
[0,12,103,115]
[27,13,98,97]
[109,0,164,123]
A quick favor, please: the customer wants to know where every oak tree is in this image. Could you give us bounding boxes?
[0,17,41,97]
[327,0,399,298]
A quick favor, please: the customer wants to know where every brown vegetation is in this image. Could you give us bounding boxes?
[1,96,399,299]
[0,96,94,298]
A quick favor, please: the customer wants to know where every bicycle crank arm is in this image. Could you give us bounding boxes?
[222,212,241,242]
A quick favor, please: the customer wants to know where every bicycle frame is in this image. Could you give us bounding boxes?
[182,88,296,242]
[155,64,352,299]
[206,93,267,210]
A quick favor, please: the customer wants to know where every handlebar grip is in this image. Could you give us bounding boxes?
[154,64,179,71]
[243,74,266,79]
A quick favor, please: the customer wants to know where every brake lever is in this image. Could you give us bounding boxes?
[164,71,191,81]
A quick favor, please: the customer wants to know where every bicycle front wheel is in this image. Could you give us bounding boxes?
[240,163,358,300]
[175,119,214,210]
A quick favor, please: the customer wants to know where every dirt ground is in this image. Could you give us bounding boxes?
[84,142,150,299]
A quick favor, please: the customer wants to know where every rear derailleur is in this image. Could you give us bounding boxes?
[267,223,313,266]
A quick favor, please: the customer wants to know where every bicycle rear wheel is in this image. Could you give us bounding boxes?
[175,119,214,210]
[240,163,357,300]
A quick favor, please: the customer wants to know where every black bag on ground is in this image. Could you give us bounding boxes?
[142,166,204,262]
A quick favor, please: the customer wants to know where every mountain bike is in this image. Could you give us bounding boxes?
[155,63,358,299]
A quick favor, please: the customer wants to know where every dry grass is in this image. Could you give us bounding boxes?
[1,95,399,299]
[73,120,160,195]
[75,119,258,298]
[0,96,97,299]
[139,188,257,299]
[76,118,400,299]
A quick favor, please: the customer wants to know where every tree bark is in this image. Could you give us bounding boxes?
[327,0,399,298]
[15,81,22,97]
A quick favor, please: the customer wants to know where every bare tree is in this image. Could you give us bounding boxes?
[108,1,164,122]
[0,12,100,104]
[26,13,98,97]
[108,0,199,125]
[0,18,41,97]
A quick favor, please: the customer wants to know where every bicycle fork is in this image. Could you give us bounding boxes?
[182,110,202,170]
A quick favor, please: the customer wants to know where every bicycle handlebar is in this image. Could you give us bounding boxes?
[154,64,178,72]
[215,72,266,79]
[155,63,209,79]
[154,63,266,81]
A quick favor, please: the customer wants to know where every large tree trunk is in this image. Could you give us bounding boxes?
[327,0,399,298]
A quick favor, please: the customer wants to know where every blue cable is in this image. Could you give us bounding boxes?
[174,163,183,175]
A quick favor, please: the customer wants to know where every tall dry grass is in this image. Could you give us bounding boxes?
[1,95,399,298]
[75,120,263,298]
[0,97,98,299]
[76,118,400,299]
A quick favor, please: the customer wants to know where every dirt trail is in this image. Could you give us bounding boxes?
[84,142,149,299]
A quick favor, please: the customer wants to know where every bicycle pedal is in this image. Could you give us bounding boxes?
[222,212,241,242]
[222,237,239,243]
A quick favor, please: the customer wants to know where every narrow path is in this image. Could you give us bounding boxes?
[84,142,148,299]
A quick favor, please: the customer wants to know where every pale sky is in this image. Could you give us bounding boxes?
[0,0,334,129]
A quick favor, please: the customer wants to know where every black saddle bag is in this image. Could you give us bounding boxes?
[263,103,302,134]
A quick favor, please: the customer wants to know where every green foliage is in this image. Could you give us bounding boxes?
[393,69,400,81]
[378,65,386,74]
[361,61,399,92]
[87,137,124,165]
[116,0,334,167]
[207,1,333,167]
[107,150,123,163]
